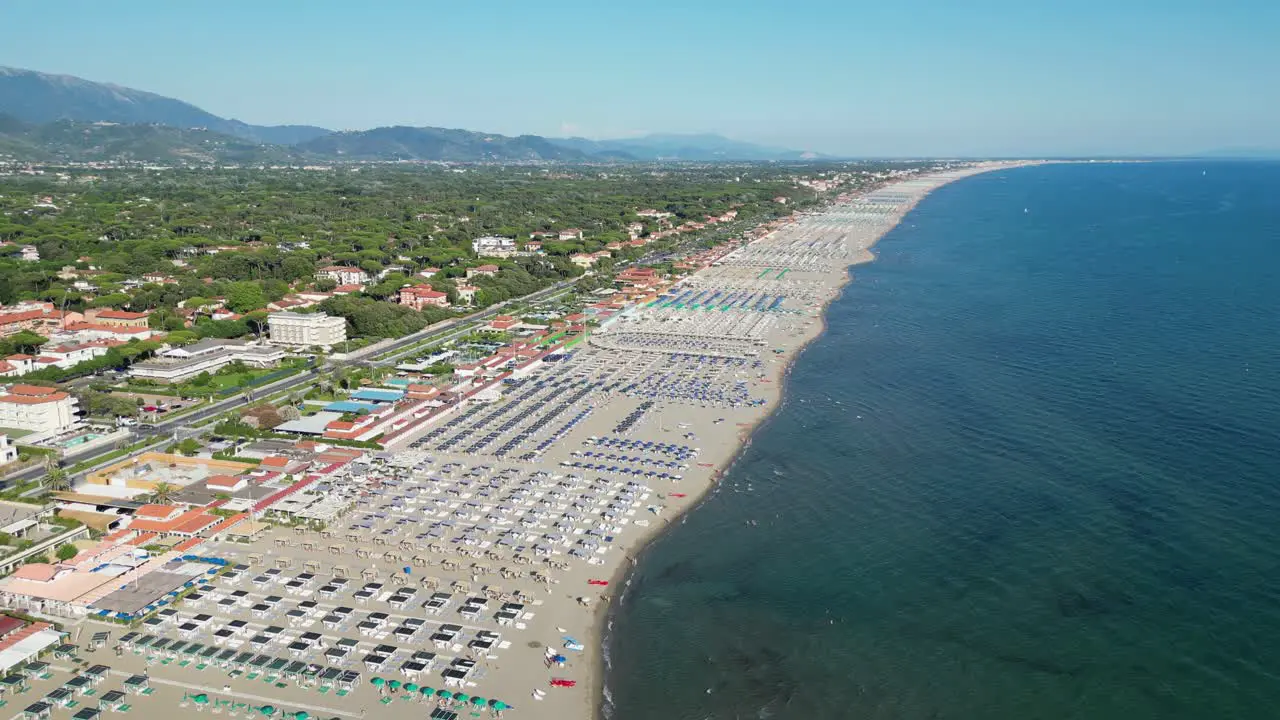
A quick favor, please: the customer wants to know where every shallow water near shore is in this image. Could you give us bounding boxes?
[603,161,1280,720]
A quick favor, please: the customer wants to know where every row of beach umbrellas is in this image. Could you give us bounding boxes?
[368,677,510,710]
[188,695,314,720]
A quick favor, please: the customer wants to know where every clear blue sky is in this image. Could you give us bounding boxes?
[2,0,1277,156]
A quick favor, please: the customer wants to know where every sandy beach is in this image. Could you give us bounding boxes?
[10,164,1027,720]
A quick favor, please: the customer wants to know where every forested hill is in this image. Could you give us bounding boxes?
[0,66,331,145]
[0,65,817,163]
[0,115,303,164]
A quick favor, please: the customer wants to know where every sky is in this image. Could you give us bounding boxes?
[2,0,1278,157]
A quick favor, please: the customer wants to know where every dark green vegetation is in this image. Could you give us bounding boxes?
[0,66,814,163]
[0,163,845,338]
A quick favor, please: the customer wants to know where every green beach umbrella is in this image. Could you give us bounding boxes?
[491,700,508,710]
[435,690,451,699]
[403,683,418,692]
[387,680,401,691]
[370,677,385,687]
[470,696,486,706]
[453,693,470,704]
[192,695,209,705]
[294,712,309,720]
[259,706,275,716]
[419,686,434,696]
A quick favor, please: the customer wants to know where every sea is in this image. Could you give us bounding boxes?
[602,161,1280,720]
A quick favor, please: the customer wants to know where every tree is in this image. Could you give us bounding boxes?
[175,438,201,456]
[55,543,79,561]
[314,277,337,292]
[224,281,268,313]
[4,330,48,355]
[43,462,71,493]
[147,481,178,505]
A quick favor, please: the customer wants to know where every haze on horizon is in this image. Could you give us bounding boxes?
[2,0,1277,158]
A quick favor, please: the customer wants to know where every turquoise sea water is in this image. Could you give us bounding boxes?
[604,162,1280,720]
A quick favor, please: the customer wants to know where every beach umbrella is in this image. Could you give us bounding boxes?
[370,677,385,687]
[259,706,275,717]
[435,690,452,699]
[489,700,508,710]
[419,686,435,696]
[404,683,418,692]
[453,693,470,704]
[294,712,309,720]
[470,696,486,706]
[192,695,209,705]
[387,680,401,691]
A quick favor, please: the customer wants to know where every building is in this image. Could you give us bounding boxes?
[0,434,16,465]
[399,286,450,310]
[129,339,284,384]
[0,302,67,337]
[84,309,150,328]
[454,284,479,304]
[466,264,499,279]
[267,311,347,350]
[488,315,519,331]
[0,385,80,434]
[570,253,599,268]
[418,267,441,279]
[315,266,369,286]
[558,228,584,241]
[471,236,517,258]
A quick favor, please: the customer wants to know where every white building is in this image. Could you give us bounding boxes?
[268,312,347,350]
[129,340,284,384]
[471,236,517,258]
[0,385,81,434]
[315,266,369,286]
[0,434,16,465]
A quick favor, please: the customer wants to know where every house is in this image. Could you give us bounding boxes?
[525,241,543,253]
[454,284,479,304]
[141,271,174,284]
[488,315,519,331]
[19,246,39,262]
[636,209,673,219]
[626,222,645,239]
[126,504,220,537]
[315,266,369,286]
[84,308,150,329]
[570,253,598,268]
[60,323,155,342]
[467,264,499,279]
[205,474,247,493]
[773,196,789,204]
[399,286,450,310]
[0,435,17,465]
[558,228,584,241]
[418,267,441,279]
[0,302,67,337]
[471,236,517,258]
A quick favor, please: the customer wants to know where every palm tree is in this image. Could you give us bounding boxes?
[147,481,178,505]
[43,461,71,494]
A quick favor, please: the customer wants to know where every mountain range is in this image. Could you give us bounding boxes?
[0,66,817,163]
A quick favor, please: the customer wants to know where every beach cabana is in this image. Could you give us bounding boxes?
[22,701,51,720]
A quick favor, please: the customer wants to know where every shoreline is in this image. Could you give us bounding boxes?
[590,161,1036,720]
